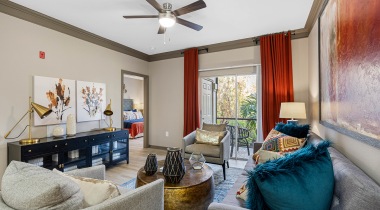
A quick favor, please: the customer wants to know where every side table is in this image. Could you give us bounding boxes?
[136,160,214,210]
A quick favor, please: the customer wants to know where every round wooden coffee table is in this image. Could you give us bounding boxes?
[136,160,214,210]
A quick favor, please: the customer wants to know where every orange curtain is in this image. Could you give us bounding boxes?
[183,48,200,136]
[260,31,294,137]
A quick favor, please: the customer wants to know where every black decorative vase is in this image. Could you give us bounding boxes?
[163,147,186,184]
[144,153,158,176]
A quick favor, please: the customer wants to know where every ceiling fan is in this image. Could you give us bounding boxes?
[123,0,206,34]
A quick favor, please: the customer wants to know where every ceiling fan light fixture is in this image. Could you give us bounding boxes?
[159,12,176,28]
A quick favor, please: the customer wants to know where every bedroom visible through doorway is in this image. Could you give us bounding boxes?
[121,71,149,148]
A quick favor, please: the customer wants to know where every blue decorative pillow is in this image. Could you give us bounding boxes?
[246,141,334,210]
[275,122,310,138]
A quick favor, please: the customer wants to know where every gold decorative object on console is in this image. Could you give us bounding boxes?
[4,97,52,144]
[104,99,116,131]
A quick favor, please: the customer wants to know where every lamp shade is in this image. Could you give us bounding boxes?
[103,100,113,116]
[279,102,306,119]
[31,102,52,119]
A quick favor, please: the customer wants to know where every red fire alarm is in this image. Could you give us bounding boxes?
[39,51,45,59]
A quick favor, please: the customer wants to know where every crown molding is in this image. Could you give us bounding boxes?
[1,0,326,62]
[0,0,149,61]
[304,0,327,33]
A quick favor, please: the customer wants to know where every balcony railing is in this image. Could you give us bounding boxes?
[216,117,257,144]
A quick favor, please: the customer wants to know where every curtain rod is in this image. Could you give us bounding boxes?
[180,48,208,55]
[251,30,296,43]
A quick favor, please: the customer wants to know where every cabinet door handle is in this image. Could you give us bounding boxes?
[107,136,110,138]
[54,145,58,148]
[65,143,68,146]
[92,138,95,141]
[85,140,87,142]
[28,150,32,153]
[113,135,115,137]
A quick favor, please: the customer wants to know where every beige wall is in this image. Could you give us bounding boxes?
[0,13,148,180]
[292,38,309,124]
[308,22,380,184]
[149,40,310,147]
[148,57,184,148]
[123,76,144,105]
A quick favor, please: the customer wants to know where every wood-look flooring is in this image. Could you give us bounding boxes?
[106,137,246,185]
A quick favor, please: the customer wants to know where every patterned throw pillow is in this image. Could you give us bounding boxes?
[124,111,136,120]
[135,111,143,119]
[262,131,306,153]
[195,129,225,146]
[264,129,281,141]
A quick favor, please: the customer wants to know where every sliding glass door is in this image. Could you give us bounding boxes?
[200,66,259,160]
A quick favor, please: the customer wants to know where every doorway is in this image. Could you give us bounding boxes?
[121,70,149,148]
[200,66,260,160]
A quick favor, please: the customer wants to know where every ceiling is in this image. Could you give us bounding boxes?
[10,0,314,55]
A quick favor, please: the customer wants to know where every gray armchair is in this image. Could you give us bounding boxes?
[182,130,230,180]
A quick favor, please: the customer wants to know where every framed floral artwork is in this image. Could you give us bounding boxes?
[33,76,76,126]
[76,81,106,122]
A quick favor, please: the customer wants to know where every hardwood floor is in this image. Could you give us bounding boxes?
[106,137,246,185]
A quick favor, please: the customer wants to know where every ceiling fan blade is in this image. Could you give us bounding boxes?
[123,15,158,19]
[173,0,206,16]
[177,18,203,31]
[146,0,163,12]
[158,25,166,34]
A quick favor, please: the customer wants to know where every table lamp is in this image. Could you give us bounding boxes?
[279,102,306,124]
[103,99,116,131]
[4,97,52,144]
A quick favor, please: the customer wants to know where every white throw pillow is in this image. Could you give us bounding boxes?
[254,149,284,164]
[53,169,120,207]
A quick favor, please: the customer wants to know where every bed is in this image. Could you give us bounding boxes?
[123,99,144,138]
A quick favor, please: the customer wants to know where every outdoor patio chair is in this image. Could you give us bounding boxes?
[226,125,251,157]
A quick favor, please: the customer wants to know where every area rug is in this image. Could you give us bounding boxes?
[120,164,245,203]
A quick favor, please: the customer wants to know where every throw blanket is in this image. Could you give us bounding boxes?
[128,122,144,138]
[124,118,144,129]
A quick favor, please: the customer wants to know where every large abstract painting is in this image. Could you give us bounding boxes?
[319,0,380,148]
[33,76,76,126]
[76,81,106,122]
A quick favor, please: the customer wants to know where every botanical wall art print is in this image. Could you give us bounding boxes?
[76,81,106,122]
[33,76,76,126]
[319,0,380,148]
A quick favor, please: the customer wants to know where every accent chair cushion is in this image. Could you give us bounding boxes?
[202,123,227,132]
[274,122,310,138]
[53,169,120,207]
[195,129,225,146]
[185,144,220,158]
[1,161,83,210]
[246,141,334,210]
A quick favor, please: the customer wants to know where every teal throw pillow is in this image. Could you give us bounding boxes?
[275,122,310,138]
[246,141,334,210]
